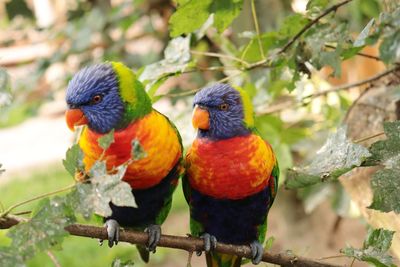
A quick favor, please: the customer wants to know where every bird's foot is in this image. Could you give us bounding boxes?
[99,219,120,248]
[196,233,217,256]
[249,241,264,264]
[144,224,161,253]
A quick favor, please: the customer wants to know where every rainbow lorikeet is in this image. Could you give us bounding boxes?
[65,62,183,262]
[183,83,279,266]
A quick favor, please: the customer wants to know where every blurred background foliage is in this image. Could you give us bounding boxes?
[1,0,400,266]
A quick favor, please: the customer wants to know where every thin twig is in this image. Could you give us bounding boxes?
[0,184,75,218]
[11,210,32,216]
[304,66,400,99]
[46,250,62,267]
[350,257,356,267]
[0,217,342,267]
[164,72,243,98]
[324,44,381,61]
[279,0,353,54]
[354,131,385,143]
[318,255,348,260]
[257,66,400,115]
[250,0,265,59]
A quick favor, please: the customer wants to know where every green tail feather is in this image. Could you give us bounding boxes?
[136,245,149,263]
[206,252,242,267]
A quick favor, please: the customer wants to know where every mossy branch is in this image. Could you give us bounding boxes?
[0,216,341,267]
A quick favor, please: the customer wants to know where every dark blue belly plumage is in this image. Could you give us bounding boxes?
[107,164,179,228]
[189,185,271,244]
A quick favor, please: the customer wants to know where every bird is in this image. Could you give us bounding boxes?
[183,83,279,266]
[65,61,183,262]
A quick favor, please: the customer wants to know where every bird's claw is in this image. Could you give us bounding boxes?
[100,219,120,248]
[197,233,217,256]
[144,224,161,253]
[249,241,264,265]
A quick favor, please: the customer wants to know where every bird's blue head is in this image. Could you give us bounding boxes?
[192,83,254,140]
[65,62,151,134]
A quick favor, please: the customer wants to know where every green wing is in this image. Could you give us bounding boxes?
[257,160,279,244]
[269,162,279,208]
[182,170,205,237]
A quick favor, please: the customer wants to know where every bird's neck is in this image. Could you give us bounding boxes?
[112,61,153,130]
[116,100,152,130]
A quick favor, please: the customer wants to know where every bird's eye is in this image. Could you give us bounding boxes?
[91,94,102,104]
[219,103,229,111]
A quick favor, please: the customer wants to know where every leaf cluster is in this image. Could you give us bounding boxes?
[342,228,396,267]
[0,136,138,267]
[286,122,400,265]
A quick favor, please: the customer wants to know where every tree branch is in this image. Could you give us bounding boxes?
[279,0,353,54]
[0,216,341,267]
[257,65,400,115]
[324,44,382,61]
[304,65,400,99]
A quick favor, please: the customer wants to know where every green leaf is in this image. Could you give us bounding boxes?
[354,18,375,47]
[146,76,169,101]
[341,46,364,60]
[0,248,25,267]
[98,129,115,150]
[66,184,94,219]
[8,197,75,261]
[341,228,395,267]
[364,228,395,252]
[77,161,137,217]
[169,0,212,37]
[279,14,309,38]
[285,170,324,189]
[303,23,351,70]
[139,36,192,95]
[369,121,400,166]
[169,0,243,37]
[131,139,147,161]
[306,0,329,10]
[240,32,282,63]
[367,121,400,213]
[369,169,400,213]
[211,0,243,32]
[359,0,382,18]
[62,144,84,177]
[378,7,400,64]
[285,126,371,189]
[320,50,341,77]
[379,30,400,64]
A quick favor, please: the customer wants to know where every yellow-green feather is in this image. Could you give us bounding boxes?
[111,61,138,103]
[233,86,254,128]
[109,61,152,127]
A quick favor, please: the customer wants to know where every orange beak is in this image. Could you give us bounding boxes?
[65,109,88,131]
[192,106,210,130]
